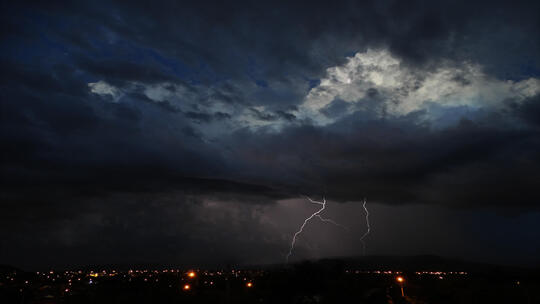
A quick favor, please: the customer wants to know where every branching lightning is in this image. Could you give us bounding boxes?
[285,196,371,262]
[286,196,348,263]
[359,198,370,256]
[315,215,349,230]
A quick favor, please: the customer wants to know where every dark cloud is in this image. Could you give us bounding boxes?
[275,110,297,122]
[0,191,292,269]
[130,92,181,113]
[1,0,540,267]
[249,107,278,121]
[77,57,178,85]
[320,99,352,118]
[184,111,213,123]
[508,94,540,127]
[214,111,232,120]
[223,110,540,210]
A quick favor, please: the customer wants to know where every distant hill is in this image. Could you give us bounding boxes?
[0,264,22,274]
[281,255,539,274]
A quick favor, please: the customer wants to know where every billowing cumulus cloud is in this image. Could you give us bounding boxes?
[301,49,540,124]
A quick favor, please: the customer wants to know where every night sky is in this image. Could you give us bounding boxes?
[2,1,540,270]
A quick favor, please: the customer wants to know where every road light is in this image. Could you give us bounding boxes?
[187,271,196,278]
[396,276,405,297]
[183,284,191,291]
[246,282,253,288]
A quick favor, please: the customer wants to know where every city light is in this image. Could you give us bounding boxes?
[396,276,405,297]
[0,266,504,303]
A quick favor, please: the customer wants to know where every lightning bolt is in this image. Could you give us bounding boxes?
[315,215,349,231]
[286,196,348,263]
[359,198,370,256]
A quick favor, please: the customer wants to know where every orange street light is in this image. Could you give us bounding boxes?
[396,276,405,297]
[183,284,191,291]
[246,282,253,288]
[187,271,196,278]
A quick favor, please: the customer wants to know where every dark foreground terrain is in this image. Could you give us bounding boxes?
[1,256,538,304]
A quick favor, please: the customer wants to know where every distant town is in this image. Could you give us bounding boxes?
[1,260,535,304]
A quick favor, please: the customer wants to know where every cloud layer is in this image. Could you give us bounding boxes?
[2,0,540,267]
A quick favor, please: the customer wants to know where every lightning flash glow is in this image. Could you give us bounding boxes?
[359,199,370,255]
[286,196,347,263]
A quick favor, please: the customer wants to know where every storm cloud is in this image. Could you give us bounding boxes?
[2,0,540,267]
